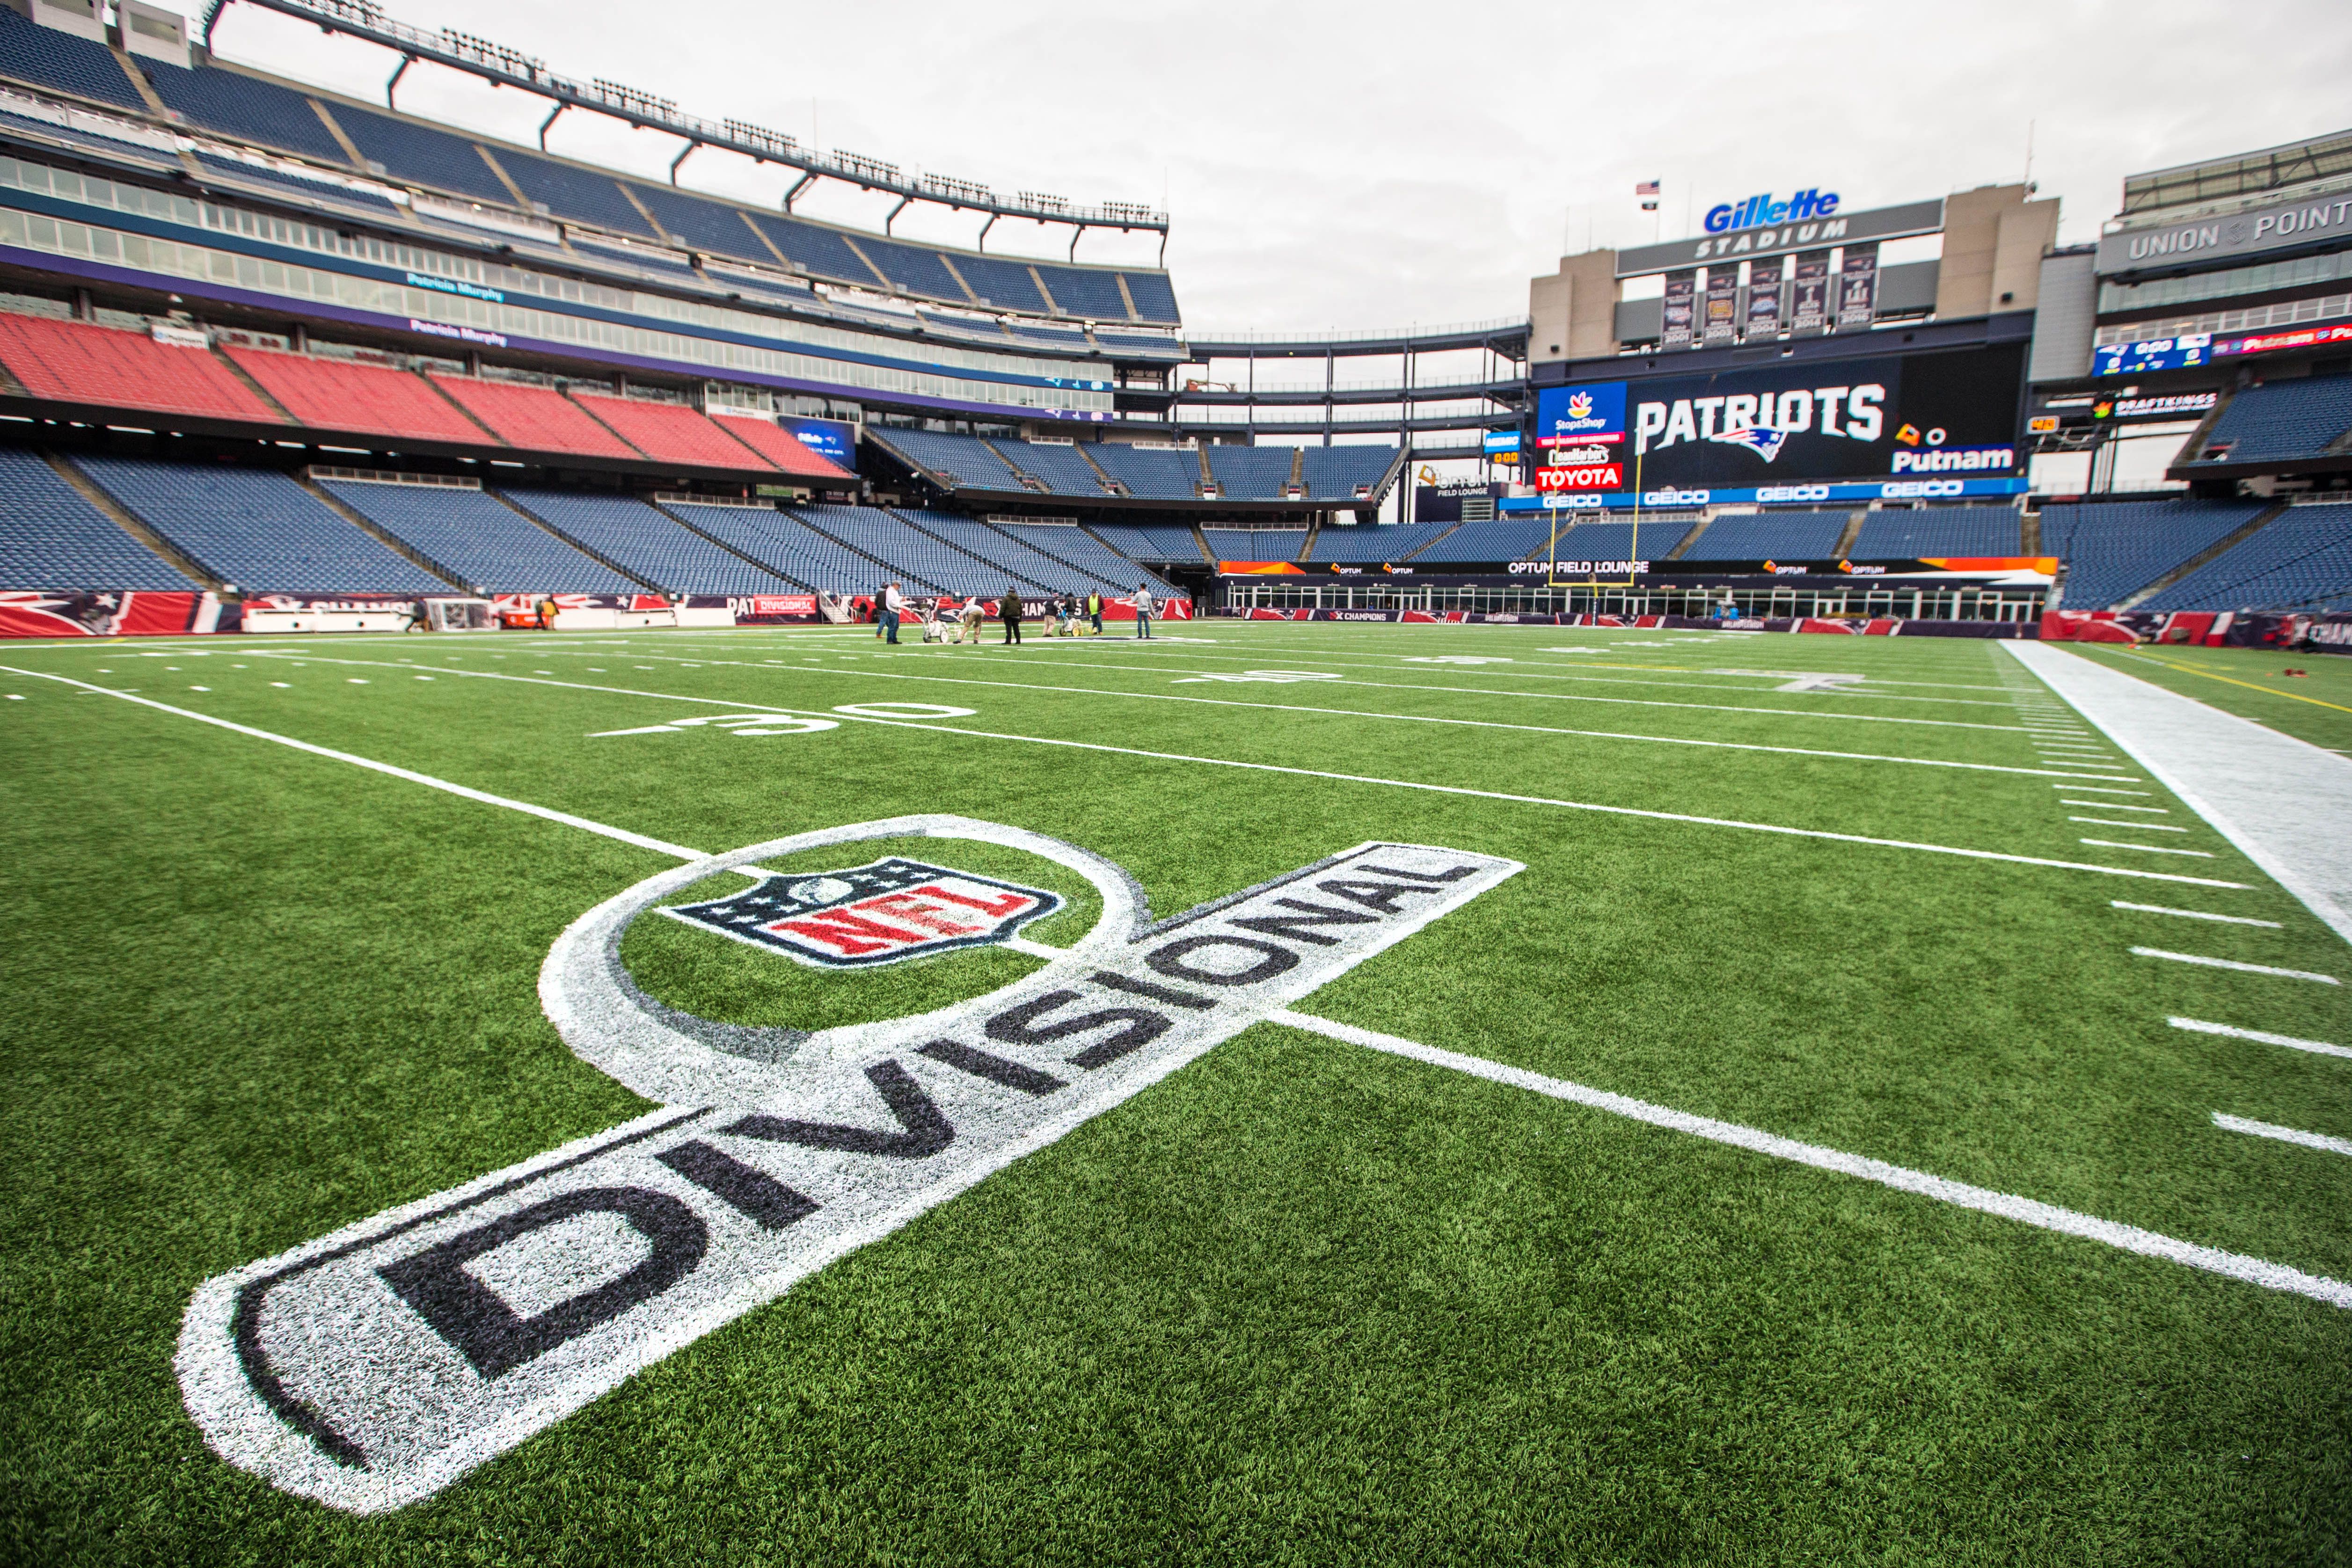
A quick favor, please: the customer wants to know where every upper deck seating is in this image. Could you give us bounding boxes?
[426,376,638,459]
[570,394,771,470]
[1299,446,1397,500]
[1089,444,1198,499]
[224,348,486,444]
[1206,446,1295,499]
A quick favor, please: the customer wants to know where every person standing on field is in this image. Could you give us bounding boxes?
[1132,583,1155,639]
[881,581,905,645]
[999,585,1023,645]
[1088,590,1103,635]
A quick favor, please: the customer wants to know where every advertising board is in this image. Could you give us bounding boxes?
[1534,382,1627,449]
[778,415,856,467]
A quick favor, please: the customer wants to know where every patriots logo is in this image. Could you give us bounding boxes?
[665,857,1063,967]
[1566,392,1594,419]
[1705,425,1789,462]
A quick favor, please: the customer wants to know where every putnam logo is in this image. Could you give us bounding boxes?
[667,858,1062,967]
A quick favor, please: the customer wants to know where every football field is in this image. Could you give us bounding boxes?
[4,622,2349,1563]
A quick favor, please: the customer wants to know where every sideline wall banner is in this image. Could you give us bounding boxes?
[0,588,225,637]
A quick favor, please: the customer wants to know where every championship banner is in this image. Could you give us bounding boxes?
[1702,269,1738,347]
[1661,270,1697,350]
[1836,242,1878,332]
[1790,250,1831,336]
[1744,255,1783,341]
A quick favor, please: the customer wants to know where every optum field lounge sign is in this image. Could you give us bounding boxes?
[178,816,1520,1513]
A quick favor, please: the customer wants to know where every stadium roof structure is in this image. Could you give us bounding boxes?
[200,0,1171,261]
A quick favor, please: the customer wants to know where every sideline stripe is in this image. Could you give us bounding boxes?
[232,654,2250,890]
[2131,947,2339,984]
[2122,649,2352,716]
[2171,1017,2352,1059]
[580,650,2139,781]
[2113,902,2281,927]
[2213,1112,2352,1157]
[0,668,703,859]
[1270,1009,2352,1312]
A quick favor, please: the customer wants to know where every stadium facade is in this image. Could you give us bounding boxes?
[0,0,2345,634]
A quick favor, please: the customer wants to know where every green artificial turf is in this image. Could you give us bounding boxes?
[1,623,2347,1565]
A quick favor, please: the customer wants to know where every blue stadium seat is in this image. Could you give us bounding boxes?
[500,490,791,594]
[490,148,658,237]
[1034,264,1127,321]
[327,101,513,204]
[1849,507,2022,558]
[75,456,446,593]
[320,480,635,594]
[1681,510,1848,560]
[0,446,189,587]
[789,504,1034,596]
[1120,271,1181,325]
[745,213,884,287]
[1412,518,1556,562]
[877,428,1018,490]
[1007,322,1091,351]
[1299,446,1397,500]
[858,241,971,305]
[950,254,1050,315]
[2193,376,2352,464]
[139,58,350,164]
[1092,331,1183,359]
[626,182,769,263]
[659,503,901,596]
[1088,444,1198,500]
[1088,522,1204,563]
[1308,522,1455,562]
[1537,519,1697,562]
[2038,496,2272,610]
[0,7,147,111]
[997,523,1178,596]
[2136,501,2352,612]
[191,153,398,213]
[993,441,1110,498]
[1206,445,1295,500]
[892,510,1117,593]
[1202,528,1305,563]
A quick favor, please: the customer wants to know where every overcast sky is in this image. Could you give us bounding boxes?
[165,0,2352,336]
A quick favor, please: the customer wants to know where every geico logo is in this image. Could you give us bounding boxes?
[1756,485,1832,503]
[1633,385,1885,453]
[1879,479,1966,498]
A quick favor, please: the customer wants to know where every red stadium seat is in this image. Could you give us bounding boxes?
[426,375,642,460]
[570,393,775,470]
[223,347,489,443]
[0,314,282,423]
[709,412,854,480]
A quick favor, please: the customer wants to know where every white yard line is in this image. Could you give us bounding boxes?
[1271,1009,2352,1312]
[2171,1017,2351,1058]
[2212,1113,2352,1158]
[2065,801,2168,812]
[2071,817,2189,831]
[2113,902,2281,927]
[2131,947,2339,984]
[2081,839,2217,858]
[2057,785,2153,795]
[2007,642,2352,947]
[216,652,2245,890]
[540,650,2133,781]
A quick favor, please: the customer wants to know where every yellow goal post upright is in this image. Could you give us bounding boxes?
[1546,447,1642,598]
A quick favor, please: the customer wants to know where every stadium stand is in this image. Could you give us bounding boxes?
[1094,330,1183,358]
[74,456,446,592]
[493,150,660,239]
[1299,446,1398,501]
[792,505,1039,596]
[892,510,1119,594]
[707,413,854,480]
[870,247,971,308]
[319,478,635,594]
[1411,518,1556,562]
[425,376,639,459]
[993,440,1111,497]
[657,502,904,596]
[141,61,352,167]
[1090,444,1199,499]
[0,446,190,587]
[223,348,489,444]
[1849,507,2023,558]
[1036,266,1126,322]
[876,428,1019,490]
[501,489,789,593]
[2038,496,2272,610]
[743,213,885,289]
[0,314,283,423]
[190,153,400,213]
[2193,376,2352,465]
[2137,500,2352,612]
[624,183,771,263]
[0,5,146,111]
[319,100,515,206]
[1680,510,1849,560]
[566,237,701,281]
[1088,522,1206,563]
[569,394,770,470]
[1309,522,1456,562]
[1206,445,1296,500]
[1007,322,1092,351]
[1121,272,1181,326]
[949,255,1049,316]
[1541,519,1699,562]
[996,522,1178,594]
[1202,527,1305,563]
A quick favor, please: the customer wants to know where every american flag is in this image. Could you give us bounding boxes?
[1635,180,1660,196]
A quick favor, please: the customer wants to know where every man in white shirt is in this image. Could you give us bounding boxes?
[882,581,905,645]
[1132,583,1155,639]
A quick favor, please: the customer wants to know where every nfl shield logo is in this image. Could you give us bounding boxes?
[664,857,1064,967]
